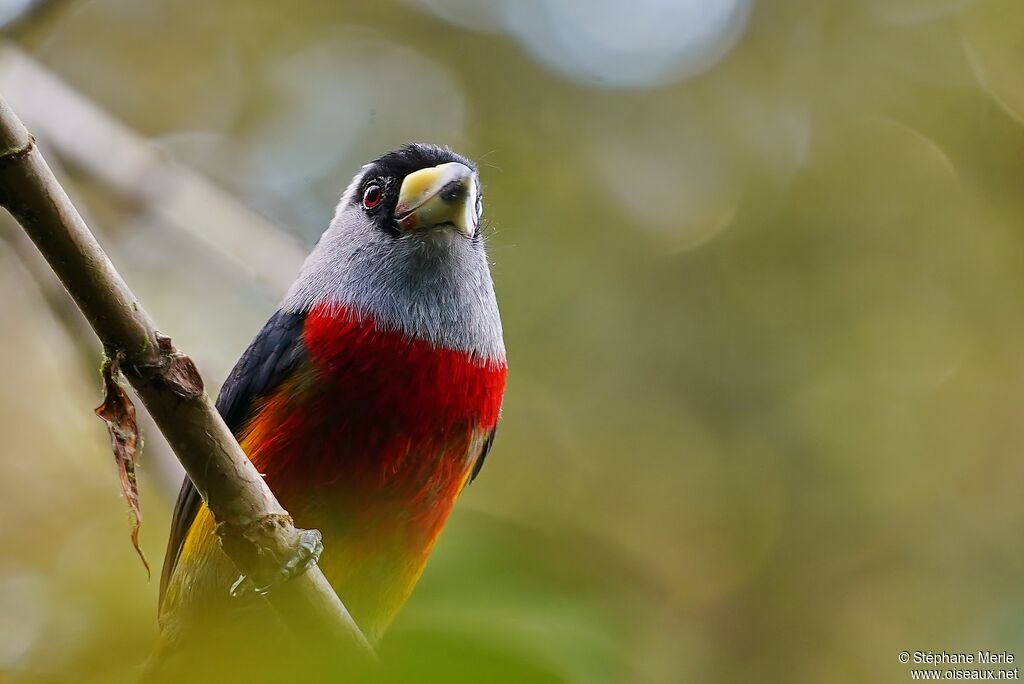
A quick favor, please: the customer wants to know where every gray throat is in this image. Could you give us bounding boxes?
[282,208,505,363]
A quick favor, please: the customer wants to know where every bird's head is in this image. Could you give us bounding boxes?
[346,144,482,240]
[283,144,504,360]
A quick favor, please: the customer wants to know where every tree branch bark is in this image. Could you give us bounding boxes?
[0,95,373,660]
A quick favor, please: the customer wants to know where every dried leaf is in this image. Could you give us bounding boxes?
[95,355,150,577]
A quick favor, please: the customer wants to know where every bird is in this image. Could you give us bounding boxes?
[145,144,506,680]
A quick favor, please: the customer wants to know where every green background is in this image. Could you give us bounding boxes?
[2,0,1024,681]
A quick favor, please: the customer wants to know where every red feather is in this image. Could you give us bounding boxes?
[303,303,505,441]
[231,303,506,634]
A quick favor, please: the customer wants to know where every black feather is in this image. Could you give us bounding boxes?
[363,143,476,196]
[158,309,308,607]
[468,427,497,484]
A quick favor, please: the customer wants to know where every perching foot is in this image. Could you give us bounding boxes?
[230,528,323,598]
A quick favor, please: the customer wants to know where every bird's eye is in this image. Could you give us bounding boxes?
[362,183,383,209]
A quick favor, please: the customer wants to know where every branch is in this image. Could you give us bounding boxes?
[0,146,187,500]
[0,95,373,661]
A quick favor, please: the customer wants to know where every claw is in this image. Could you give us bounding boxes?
[230,528,324,598]
[229,574,250,598]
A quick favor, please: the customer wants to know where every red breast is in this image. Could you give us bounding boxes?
[240,302,506,536]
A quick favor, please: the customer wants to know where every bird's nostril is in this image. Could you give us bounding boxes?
[439,181,466,203]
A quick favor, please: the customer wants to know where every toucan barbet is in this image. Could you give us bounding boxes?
[146,144,507,679]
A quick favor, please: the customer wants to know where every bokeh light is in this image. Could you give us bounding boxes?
[411,0,753,88]
[3,0,1024,682]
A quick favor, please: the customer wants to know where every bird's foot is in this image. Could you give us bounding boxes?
[230,528,324,598]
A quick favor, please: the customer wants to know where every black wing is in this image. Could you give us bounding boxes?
[467,427,497,484]
[158,309,308,606]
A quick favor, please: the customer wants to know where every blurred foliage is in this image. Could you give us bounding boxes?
[3,0,1024,682]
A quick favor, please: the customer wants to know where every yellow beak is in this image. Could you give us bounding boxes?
[394,162,478,237]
